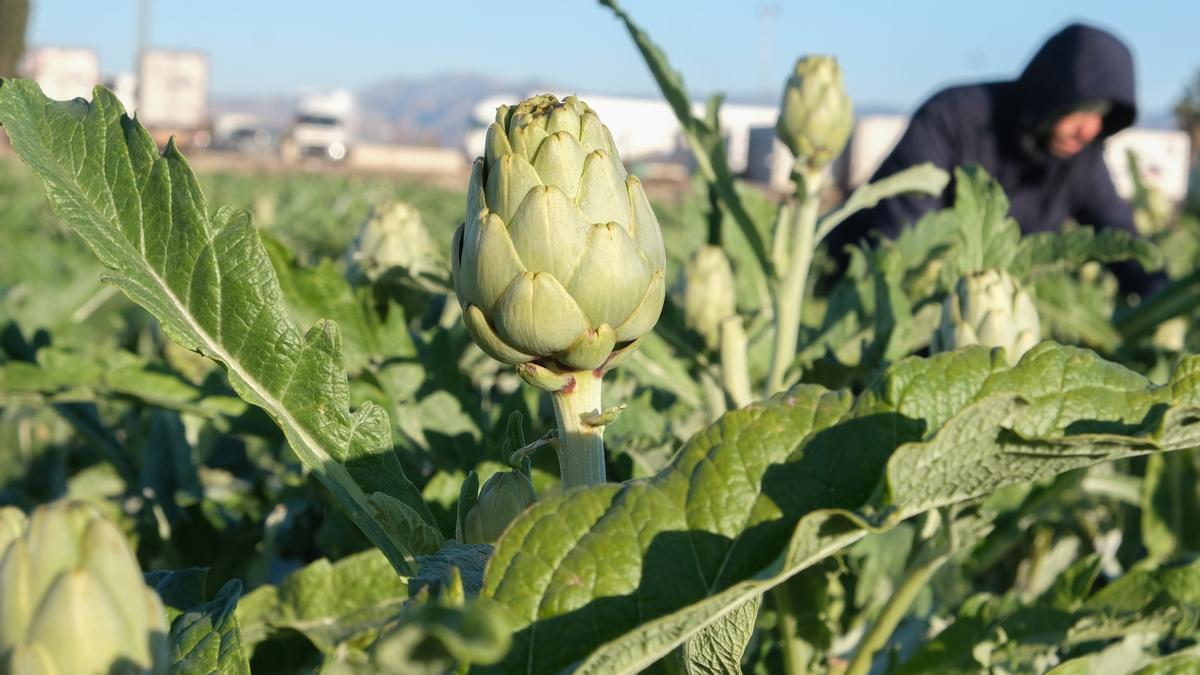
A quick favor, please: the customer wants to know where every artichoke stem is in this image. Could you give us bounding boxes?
[720,317,753,408]
[550,369,607,488]
[766,168,824,396]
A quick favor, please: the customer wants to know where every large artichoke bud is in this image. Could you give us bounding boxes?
[933,269,1041,365]
[347,200,440,283]
[463,471,537,545]
[776,56,854,169]
[451,94,666,373]
[676,245,737,350]
[0,501,169,675]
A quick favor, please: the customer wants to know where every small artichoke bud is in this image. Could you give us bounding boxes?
[451,94,667,372]
[463,471,537,545]
[347,200,439,283]
[1134,185,1173,236]
[0,501,169,674]
[675,245,737,350]
[933,269,1041,365]
[776,56,854,169]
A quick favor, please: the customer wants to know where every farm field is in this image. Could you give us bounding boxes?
[4,2,1200,674]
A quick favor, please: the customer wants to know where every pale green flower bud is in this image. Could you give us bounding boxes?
[676,245,737,350]
[347,200,439,282]
[451,94,667,372]
[776,56,854,169]
[463,471,537,545]
[933,269,1041,365]
[0,501,168,675]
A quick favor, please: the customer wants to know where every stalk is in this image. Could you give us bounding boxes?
[766,169,824,397]
[844,550,951,675]
[719,317,753,408]
[699,369,729,422]
[549,369,607,488]
[772,586,810,675]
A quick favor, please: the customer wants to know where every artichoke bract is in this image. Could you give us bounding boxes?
[463,471,537,545]
[933,269,1041,366]
[451,94,666,373]
[677,245,737,351]
[776,56,854,169]
[0,501,169,675]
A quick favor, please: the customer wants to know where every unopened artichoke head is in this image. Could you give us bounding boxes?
[348,200,439,282]
[463,471,537,545]
[451,94,666,373]
[776,56,854,169]
[0,501,169,674]
[677,245,737,350]
[933,269,1041,365]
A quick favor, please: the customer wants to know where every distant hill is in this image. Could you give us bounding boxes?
[356,73,561,146]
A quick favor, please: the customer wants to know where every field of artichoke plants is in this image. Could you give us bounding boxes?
[5,2,1200,673]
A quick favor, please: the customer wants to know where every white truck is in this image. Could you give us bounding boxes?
[284,89,355,162]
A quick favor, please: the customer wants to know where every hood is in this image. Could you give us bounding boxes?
[1016,23,1137,140]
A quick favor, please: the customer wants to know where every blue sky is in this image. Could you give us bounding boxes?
[27,1,1200,117]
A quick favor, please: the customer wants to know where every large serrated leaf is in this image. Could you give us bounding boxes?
[0,80,434,574]
[480,344,1200,673]
[237,548,409,654]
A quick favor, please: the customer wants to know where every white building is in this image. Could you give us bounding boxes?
[21,46,100,101]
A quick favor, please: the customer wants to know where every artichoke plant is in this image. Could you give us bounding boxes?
[463,471,537,545]
[933,269,1041,365]
[776,56,854,170]
[451,94,667,487]
[0,501,169,675]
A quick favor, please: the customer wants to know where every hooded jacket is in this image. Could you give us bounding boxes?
[833,24,1154,290]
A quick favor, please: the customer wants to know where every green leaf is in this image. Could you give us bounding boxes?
[264,234,383,375]
[411,540,493,599]
[237,549,409,654]
[815,163,950,243]
[1011,226,1164,279]
[0,80,432,574]
[1141,451,1200,563]
[678,595,760,675]
[326,599,512,675]
[369,491,446,556]
[168,579,251,675]
[146,568,210,622]
[480,344,1200,673]
[1032,269,1122,352]
[950,165,1022,274]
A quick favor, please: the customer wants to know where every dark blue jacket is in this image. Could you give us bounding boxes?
[833,24,1157,292]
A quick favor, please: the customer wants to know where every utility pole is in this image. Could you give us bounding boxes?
[758,3,779,100]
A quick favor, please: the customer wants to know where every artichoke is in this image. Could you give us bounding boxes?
[0,501,169,675]
[776,56,854,169]
[347,200,440,283]
[933,269,1041,365]
[676,245,737,350]
[463,471,537,545]
[451,94,666,373]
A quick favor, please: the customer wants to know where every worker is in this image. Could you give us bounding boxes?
[832,23,1162,295]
